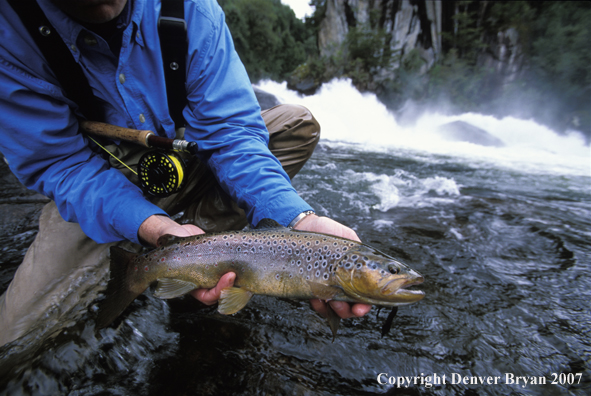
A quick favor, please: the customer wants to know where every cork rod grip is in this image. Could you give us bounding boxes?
[80,120,153,148]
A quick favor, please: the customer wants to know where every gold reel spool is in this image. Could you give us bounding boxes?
[138,151,185,197]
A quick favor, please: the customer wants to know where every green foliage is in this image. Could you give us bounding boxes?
[341,27,397,91]
[426,49,495,111]
[440,1,487,64]
[289,25,400,94]
[218,0,315,82]
[526,2,591,132]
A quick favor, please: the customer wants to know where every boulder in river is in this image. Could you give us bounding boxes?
[253,87,281,110]
[437,120,505,147]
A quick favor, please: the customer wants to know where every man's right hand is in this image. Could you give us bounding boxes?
[138,214,204,247]
[138,215,236,305]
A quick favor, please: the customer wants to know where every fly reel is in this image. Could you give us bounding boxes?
[138,150,185,197]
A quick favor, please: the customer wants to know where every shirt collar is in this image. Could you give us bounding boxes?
[36,0,144,59]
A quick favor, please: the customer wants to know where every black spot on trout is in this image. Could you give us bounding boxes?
[96,219,424,338]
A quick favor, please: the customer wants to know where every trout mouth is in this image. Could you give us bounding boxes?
[381,274,425,303]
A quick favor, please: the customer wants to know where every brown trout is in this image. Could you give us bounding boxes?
[96,219,424,336]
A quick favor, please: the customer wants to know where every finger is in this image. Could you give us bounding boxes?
[310,298,328,318]
[328,301,355,319]
[180,224,205,236]
[190,272,236,305]
[344,229,361,242]
[351,303,372,317]
[328,301,372,318]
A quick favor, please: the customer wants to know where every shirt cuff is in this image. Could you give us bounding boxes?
[113,200,169,245]
[252,191,313,228]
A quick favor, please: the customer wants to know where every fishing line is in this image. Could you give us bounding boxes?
[87,135,138,176]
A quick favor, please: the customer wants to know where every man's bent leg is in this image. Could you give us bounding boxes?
[263,104,320,179]
[0,202,118,346]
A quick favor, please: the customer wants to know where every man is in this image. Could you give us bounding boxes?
[0,0,370,346]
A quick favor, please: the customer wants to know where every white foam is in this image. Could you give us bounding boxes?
[341,170,460,212]
[256,79,590,177]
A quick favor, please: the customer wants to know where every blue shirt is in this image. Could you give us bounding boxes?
[0,0,312,244]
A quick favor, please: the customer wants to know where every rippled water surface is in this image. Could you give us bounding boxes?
[1,81,590,394]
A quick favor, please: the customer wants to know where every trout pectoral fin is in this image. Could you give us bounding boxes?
[218,287,253,315]
[307,281,341,300]
[154,278,198,299]
[381,306,398,338]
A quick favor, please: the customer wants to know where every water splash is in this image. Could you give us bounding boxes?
[256,79,590,177]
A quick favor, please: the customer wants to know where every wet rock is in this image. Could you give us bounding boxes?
[437,121,505,147]
[253,87,281,110]
[286,74,319,96]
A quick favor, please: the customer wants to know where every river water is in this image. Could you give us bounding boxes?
[1,79,590,395]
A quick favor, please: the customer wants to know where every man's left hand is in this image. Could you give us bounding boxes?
[293,214,372,319]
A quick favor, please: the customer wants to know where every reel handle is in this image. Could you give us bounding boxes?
[80,120,153,148]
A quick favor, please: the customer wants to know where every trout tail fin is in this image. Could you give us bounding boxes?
[96,246,144,328]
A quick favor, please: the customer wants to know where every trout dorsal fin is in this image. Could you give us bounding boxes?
[154,278,197,299]
[254,218,287,230]
[218,287,253,315]
[157,234,184,247]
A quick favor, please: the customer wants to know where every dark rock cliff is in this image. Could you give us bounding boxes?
[317,0,524,88]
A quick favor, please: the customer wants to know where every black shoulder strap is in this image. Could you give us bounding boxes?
[8,0,188,129]
[159,0,188,128]
[8,0,101,121]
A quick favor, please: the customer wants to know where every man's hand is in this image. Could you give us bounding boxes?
[138,215,233,305]
[293,214,372,319]
[138,215,204,247]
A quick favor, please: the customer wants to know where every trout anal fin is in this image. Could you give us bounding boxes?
[154,278,198,299]
[218,287,253,315]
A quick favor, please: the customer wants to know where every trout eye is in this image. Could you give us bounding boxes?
[388,265,399,275]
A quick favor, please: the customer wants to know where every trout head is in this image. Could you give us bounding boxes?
[334,248,424,306]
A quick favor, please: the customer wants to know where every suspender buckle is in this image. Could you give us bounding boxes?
[158,16,187,38]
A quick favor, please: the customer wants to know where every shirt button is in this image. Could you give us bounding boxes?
[70,44,77,53]
[119,73,126,84]
[139,114,146,123]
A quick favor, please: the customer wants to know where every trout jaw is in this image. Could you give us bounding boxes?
[380,269,425,303]
[336,264,425,306]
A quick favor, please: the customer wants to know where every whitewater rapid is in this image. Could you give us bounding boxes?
[256,79,590,177]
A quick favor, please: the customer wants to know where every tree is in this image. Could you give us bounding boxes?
[219,0,315,82]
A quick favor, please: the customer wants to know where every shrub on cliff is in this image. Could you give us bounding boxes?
[219,0,316,82]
